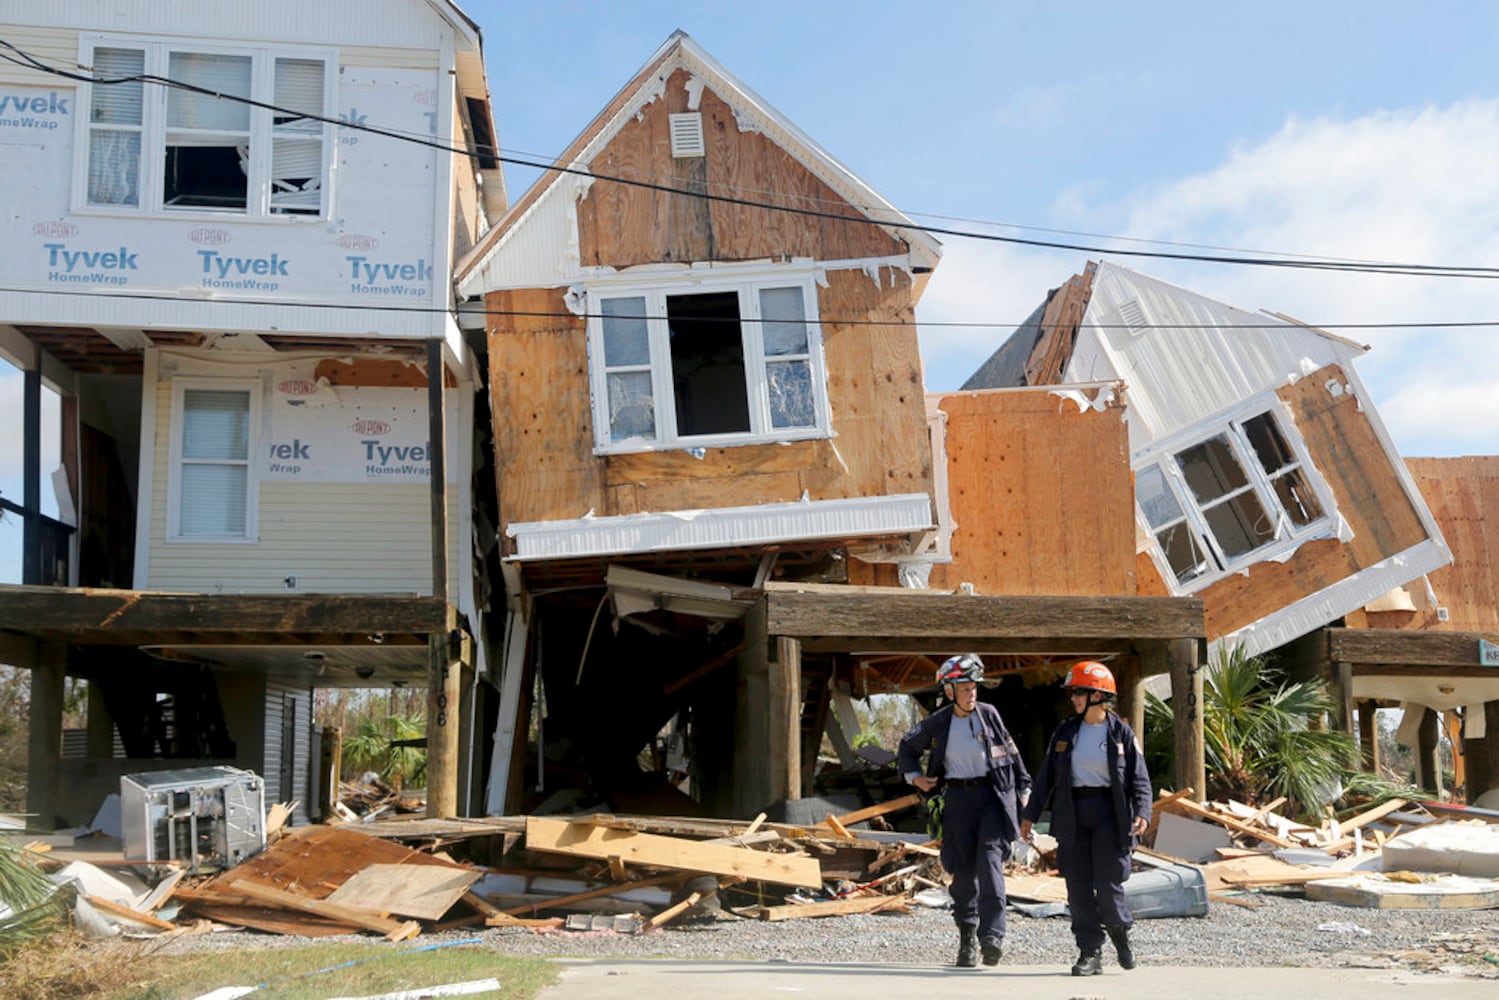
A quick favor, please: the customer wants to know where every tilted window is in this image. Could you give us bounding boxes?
[80,37,332,217]
[588,276,830,452]
[169,382,259,541]
[1136,408,1329,589]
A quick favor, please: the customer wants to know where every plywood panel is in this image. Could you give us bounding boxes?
[926,387,1135,596]
[578,70,904,268]
[1194,364,1433,639]
[1404,456,1499,633]
[634,471,804,513]
[488,288,602,538]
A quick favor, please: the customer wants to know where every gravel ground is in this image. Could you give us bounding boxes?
[155,892,1499,979]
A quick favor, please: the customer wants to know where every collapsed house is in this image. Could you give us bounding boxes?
[0,0,507,828]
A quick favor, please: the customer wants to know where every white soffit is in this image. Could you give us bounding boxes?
[1352,676,1499,713]
[1068,261,1365,450]
[507,492,934,561]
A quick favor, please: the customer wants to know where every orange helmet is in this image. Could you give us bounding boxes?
[1064,661,1117,695]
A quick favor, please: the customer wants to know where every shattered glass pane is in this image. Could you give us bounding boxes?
[1272,469,1324,526]
[1243,412,1295,475]
[1156,524,1213,583]
[759,286,808,356]
[607,371,655,440]
[602,297,650,366]
[1135,465,1183,529]
[1177,433,1247,504]
[1204,491,1275,558]
[767,360,814,428]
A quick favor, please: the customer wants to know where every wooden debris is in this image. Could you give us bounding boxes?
[82,893,177,931]
[231,879,421,941]
[829,794,922,828]
[646,891,702,929]
[493,873,687,919]
[326,863,482,921]
[525,816,822,888]
[1159,797,1297,848]
[823,814,855,840]
[755,893,910,921]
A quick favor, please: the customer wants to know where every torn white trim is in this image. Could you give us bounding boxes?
[683,73,705,111]
[506,492,934,561]
[1048,384,1116,414]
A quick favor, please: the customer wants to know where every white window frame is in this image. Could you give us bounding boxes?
[74,34,336,220]
[1135,402,1335,593]
[166,378,261,543]
[583,269,833,454]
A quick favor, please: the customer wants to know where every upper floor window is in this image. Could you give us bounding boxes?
[168,381,259,541]
[1136,408,1330,590]
[587,275,830,453]
[80,37,333,218]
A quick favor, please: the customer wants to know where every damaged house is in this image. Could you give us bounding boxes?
[456,34,1206,819]
[0,0,506,829]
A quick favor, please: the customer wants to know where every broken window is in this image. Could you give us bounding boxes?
[588,275,829,452]
[82,39,332,217]
[1136,407,1331,590]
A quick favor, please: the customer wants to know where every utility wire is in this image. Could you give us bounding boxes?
[4,37,1497,281]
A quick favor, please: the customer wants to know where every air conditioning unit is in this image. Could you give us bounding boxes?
[120,766,266,871]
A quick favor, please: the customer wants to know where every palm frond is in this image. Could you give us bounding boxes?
[0,844,66,953]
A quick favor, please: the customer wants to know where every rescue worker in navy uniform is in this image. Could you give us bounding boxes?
[1020,660,1153,977]
[897,654,1031,969]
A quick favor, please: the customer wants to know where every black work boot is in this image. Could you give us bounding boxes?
[1106,924,1135,969]
[1071,948,1102,976]
[955,925,978,968]
[980,935,1003,966]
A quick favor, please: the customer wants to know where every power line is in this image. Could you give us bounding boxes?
[4,37,1497,281]
[7,284,1498,333]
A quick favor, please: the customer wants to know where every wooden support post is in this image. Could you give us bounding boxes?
[1329,661,1355,735]
[1415,707,1440,794]
[732,600,777,817]
[26,641,65,832]
[1114,654,1144,737]
[777,636,802,801]
[1357,700,1380,775]
[1169,638,1205,802]
[426,606,461,819]
[86,679,113,758]
[318,725,341,821]
[826,682,862,770]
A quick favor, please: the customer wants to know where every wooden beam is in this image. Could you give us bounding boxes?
[778,637,802,801]
[1357,700,1380,774]
[645,891,701,929]
[82,894,177,932]
[25,641,64,832]
[830,793,921,827]
[798,636,1138,656]
[1329,628,1499,669]
[1169,638,1205,804]
[1416,708,1440,794]
[426,606,460,819]
[767,591,1204,641]
[1329,662,1355,734]
[524,816,821,888]
[1162,798,1297,848]
[755,894,908,921]
[230,879,420,941]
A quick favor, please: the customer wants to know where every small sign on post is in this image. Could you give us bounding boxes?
[1480,638,1499,667]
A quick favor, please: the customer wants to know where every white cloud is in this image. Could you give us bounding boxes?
[918,99,1499,456]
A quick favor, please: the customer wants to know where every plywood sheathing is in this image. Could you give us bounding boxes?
[1194,363,1430,640]
[1391,457,1499,633]
[928,385,1134,596]
[577,69,905,269]
[487,271,931,541]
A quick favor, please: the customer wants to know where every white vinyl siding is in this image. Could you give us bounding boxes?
[0,25,74,86]
[264,679,311,826]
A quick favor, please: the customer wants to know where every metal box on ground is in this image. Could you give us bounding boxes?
[120,766,266,871]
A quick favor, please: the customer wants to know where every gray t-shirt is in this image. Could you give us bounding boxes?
[943,711,988,779]
[1070,720,1112,787]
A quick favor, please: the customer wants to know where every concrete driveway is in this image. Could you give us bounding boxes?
[537,958,1494,1000]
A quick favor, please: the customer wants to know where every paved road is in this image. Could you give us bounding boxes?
[537,958,1494,999]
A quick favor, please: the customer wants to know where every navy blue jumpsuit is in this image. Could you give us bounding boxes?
[1023,712,1152,952]
[897,702,1031,945]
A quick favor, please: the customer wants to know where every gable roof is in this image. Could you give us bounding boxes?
[455,30,940,295]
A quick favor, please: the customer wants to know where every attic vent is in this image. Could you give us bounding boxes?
[669,112,705,158]
[1117,298,1149,336]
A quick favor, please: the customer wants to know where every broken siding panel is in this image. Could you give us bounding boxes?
[577,69,904,268]
[488,288,603,530]
[339,46,441,70]
[1191,363,1430,641]
[1404,456,1499,632]
[927,387,1135,596]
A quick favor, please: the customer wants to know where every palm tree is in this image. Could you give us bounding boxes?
[342,715,426,791]
[1145,646,1359,821]
[0,842,66,954]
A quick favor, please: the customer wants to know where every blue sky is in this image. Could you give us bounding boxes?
[3,1,1497,582]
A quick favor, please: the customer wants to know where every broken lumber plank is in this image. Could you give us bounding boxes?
[756,893,909,921]
[646,891,702,929]
[1143,787,1194,841]
[82,894,177,931]
[484,912,565,928]
[823,814,855,840]
[326,863,481,922]
[1208,891,1264,909]
[1164,797,1297,848]
[1242,797,1289,827]
[1321,800,1409,853]
[230,879,420,941]
[830,794,921,828]
[525,816,821,888]
[743,812,767,835]
[498,873,687,917]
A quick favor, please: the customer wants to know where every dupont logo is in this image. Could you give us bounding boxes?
[337,234,380,251]
[32,221,78,239]
[352,419,391,435]
[278,380,318,396]
[413,90,437,107]
[188,228,233,246]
